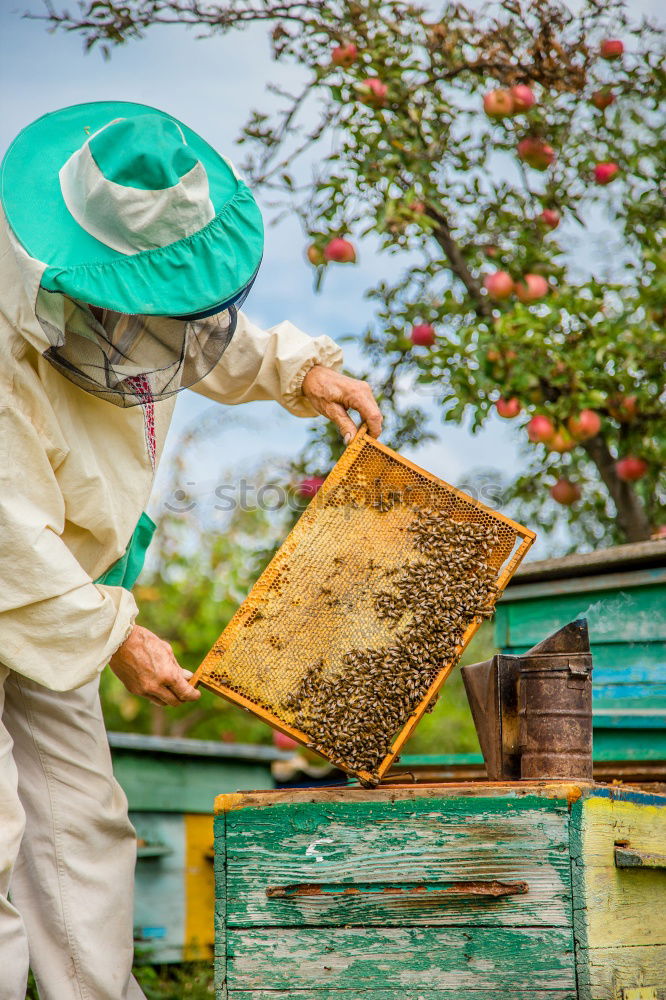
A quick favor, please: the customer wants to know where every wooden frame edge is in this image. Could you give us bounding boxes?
[192,424,537,787]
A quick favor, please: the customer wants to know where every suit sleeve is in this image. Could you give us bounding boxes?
[191,311,344,416]
[0,406,138,691]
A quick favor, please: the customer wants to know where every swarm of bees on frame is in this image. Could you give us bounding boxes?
[285,508,502,781]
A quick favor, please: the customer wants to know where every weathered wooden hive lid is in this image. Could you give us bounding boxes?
[509,538,666,586]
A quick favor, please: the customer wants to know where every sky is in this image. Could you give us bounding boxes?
[1,0,661,560]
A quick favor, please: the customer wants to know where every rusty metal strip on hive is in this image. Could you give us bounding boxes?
[192,427,535,786]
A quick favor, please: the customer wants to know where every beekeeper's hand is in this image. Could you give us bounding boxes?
[110,624,201,706]
[302,366,382,444]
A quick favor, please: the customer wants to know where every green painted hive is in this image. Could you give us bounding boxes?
[495,540,666,765]
[107,733,285,964]
[213,782,666,999]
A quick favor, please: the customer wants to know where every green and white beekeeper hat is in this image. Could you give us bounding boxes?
[0,101,264,318]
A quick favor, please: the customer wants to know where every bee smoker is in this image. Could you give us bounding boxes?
[461,618,593,780]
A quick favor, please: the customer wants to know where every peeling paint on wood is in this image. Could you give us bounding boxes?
[228,992,578,999]
[214,784,666,1000]
[214,820,227,999]
[570,793,666,1000]
[582,945,666,998]
[214,781,589,813]
[223,797,571,927]
[570,796,666,950]
[226,926,576,991]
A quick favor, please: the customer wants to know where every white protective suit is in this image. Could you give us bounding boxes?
[0,206,342,1000]
[0,207,342,690]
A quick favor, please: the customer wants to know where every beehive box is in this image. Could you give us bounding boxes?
[213,782,666,999]
[193,428,534,785]
[108,733,284,963]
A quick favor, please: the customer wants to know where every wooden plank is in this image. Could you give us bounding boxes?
[570,793,666,955]
[226,926,576,990]
[223,797,572,927]
[214,814,227,999]
[228,992,577,999]
[499,640,666,674]
[215,781,590,813]
[495,641,666,710]
[112,751,274,813]
[498,585,666,646]
[580,944,666,999]
[594,688,666,711]
[509,540,666,583]
[503,567,666,601]
[582,642,664,680]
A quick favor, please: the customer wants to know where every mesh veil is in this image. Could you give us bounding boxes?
[35,279,255,407]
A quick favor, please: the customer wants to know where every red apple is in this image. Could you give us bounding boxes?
[615,456,648,481]
[549,429,576,453]
[517,137,556,170]
[496,397,521,418]
[551,479,582,506]
[297,475,325,497]
[609,395,638,423]
[527,414,555,444]
[539,209,560,230]
[484,270,514,299]
[358,77,388,107]
[591,89,615,110]
[483,88,515,118]
[515,274,549,302]
[600,39,624,60]
[594,162,620,185]
[568,409,602,440]
[332,42,358,67]
[306,244,324,266]
[410,323,436,347]
[324,237,356,263]
[273,730,299,751]
[510,85,536,112]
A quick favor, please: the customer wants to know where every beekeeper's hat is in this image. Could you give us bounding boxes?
[0,100,263,317]
[0,102,264,406]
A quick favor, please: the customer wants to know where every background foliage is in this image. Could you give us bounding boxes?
[44,0,666,548]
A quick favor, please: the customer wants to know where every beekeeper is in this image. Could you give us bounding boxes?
[0,101,382,1000]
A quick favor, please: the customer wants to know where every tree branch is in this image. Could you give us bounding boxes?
[582,434,652,542]
[425,206,493,319]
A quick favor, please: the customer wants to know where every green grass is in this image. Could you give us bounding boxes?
[27,964,214,999]
[134,963,214,998]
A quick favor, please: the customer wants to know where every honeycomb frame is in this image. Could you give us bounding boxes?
[192,426,535,785]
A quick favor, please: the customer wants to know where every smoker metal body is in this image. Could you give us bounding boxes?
[461,619,593,780]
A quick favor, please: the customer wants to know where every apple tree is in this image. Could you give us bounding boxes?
[42,0,666,547]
